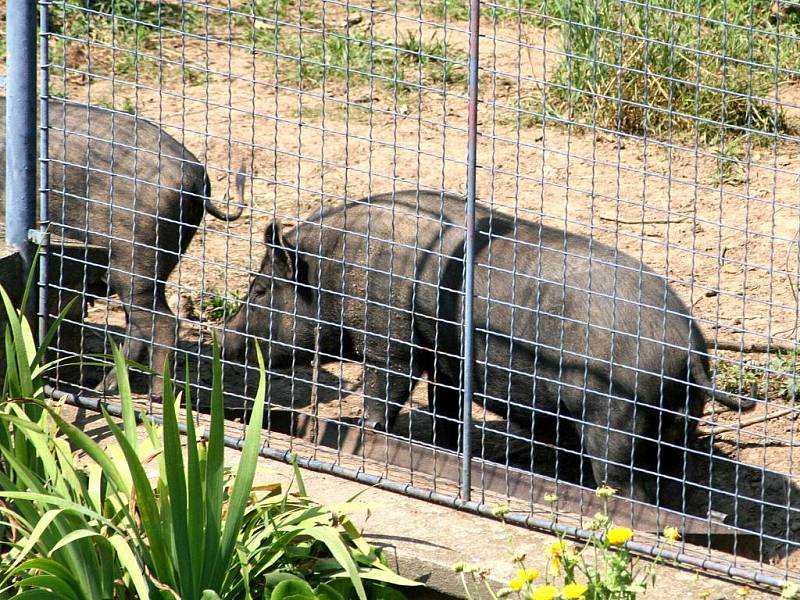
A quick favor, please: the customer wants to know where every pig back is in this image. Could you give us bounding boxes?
[0,96,207,247]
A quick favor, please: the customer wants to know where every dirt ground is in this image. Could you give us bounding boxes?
[2,0,800,580]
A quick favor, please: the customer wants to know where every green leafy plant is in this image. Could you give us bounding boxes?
[201,290,243,323]
[715,350,798,403]
[0,273,418,598]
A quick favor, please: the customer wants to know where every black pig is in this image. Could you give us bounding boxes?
[224,190,753,501]
[0,97,244,395]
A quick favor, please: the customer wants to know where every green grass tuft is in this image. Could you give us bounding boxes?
[543,0,799,146]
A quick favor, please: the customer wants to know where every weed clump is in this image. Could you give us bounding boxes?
[542,0,799,146]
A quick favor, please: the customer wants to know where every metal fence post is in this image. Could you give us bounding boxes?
[38,2,50,347]
[5,0,38,283]
[461,0,481,501]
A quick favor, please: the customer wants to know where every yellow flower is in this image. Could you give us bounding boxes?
[530,585,558,600]
[662,526,681,543]
[782,583,800,599]
[548,556,561,577]
[595,485,617,498]
[546,540,569,559]
[562,582,589,599]
[737,587,751,597]
[493,504,511,518]
[516,568,540,583]
[509,577,525,592]
[590,512,610,530]
[606,526,634,546]
[544,492,559,504]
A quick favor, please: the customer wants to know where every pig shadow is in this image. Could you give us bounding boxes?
[59,327,800,563]
[680,436,800,562]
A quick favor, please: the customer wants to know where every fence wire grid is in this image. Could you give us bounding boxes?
[5,0,800,588]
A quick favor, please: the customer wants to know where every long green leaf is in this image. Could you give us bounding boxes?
[18,244,41,319]
[212,343,267,588]
[201,339,225,584]
[0,285,34,398]
[39,403,129,495]
[0,491,114,527]
[11,589,65,600]
[160,361,195,599]
[49,529,108,556]
[108,533,153,600]
[5,508,67,573]
[303,526,366,600]
[5,406,69,499]
[31,295,78,374]
[110,340,137,450]
[4,326,21,398]
[0,285,32,401]
[10,558,84,599]
[183,363,206,594]
[16,575,81,600]
[102,411,174,588]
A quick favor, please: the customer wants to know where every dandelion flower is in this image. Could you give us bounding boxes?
[595,485,617,498]
[493,504,511,518]
[781,583,799,599]
[544,492,559,503]
[509,577,525,592]
[546,540,569,558]
[662,526,681,543]
[606,526,634,546]
[590,512,610,530]
[548,556,561,577]
[516,568,540,583]
[562,582,589,599]
[530,584,558,600]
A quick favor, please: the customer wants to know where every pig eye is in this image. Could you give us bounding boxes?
[251,276,269,296]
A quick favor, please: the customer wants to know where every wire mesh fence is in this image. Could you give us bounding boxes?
[5,0,800,587]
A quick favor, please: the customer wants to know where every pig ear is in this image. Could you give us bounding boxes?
[264,219,297,280]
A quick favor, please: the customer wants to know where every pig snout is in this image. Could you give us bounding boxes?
[358,417,386,432]
[222,309,251,362]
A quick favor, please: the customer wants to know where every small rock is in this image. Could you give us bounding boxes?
[352,94,378,103]
[341,13,363,27]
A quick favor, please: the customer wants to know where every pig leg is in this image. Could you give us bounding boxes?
[582,419,655,503]
[98,276,175,398]
[427,379,461,450]
[361,360,419,432]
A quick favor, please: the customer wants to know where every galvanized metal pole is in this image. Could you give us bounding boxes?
[461,0,481,501]
[5,0,38,275]
[39,2,51,346]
